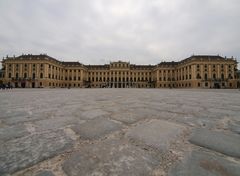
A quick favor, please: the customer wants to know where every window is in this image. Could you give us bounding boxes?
[213,74,216,79]
[32,73,35,79]
[16,73,19,78]
[204,74,208,80]
[197,64,200,71]
[221,74,224,80]
[24,73,27,78]
[205,82,208,87]
[8,72,11,78]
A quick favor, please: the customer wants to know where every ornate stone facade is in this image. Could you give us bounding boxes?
[0,54,238,88]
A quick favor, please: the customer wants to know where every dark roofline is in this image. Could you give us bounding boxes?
[3,54,62,64]
[2,54,237,67]
[62,61,83,66]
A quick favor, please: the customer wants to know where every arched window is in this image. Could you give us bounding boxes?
[221,74,224,80]
[213,73,216,79]
[205,73,208,80]
[197,73,201,79]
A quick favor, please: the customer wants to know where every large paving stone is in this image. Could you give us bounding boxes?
[0,124,29,142]
[228,121,240,134]
[78,109,110,119]
[169,150,240,176]
[62,139,160,176]
[71,117,122,140]
[35,170,55,176]
[34,116,84,131]
[189,128,240,158]
[126,119,184,151]
[0,130,73,175]
[111,111,146,124]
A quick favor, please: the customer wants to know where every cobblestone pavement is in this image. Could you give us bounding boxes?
[0,89,240,176]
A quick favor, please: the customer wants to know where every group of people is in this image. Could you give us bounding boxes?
[0,84,13,89]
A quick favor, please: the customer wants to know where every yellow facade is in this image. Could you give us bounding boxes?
[0,54,238,88]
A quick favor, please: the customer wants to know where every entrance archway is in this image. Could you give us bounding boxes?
[21,82,26,88]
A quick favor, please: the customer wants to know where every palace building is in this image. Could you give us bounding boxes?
[0,54,238,89]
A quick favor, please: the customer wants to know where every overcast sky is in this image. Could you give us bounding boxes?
[0,0,240,66]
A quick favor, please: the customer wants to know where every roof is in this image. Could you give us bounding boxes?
[158,61,178,66]
[62,62,83,66]
[3,54,62,64]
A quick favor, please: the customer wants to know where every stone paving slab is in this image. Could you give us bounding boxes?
[78,109,110,120]
[35,170,55,176]
[62,139,160,176]
[0,130,73,175]
[228,121,240,134]
[71,117,122,140]
[189,128,240,158]
[34,116,84,132]
[0,124,29,142]
[126,119,184,151]
[169,150,240,176]
[110,111,146,124]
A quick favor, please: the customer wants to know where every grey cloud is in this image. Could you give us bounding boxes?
[0,0,239,67]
